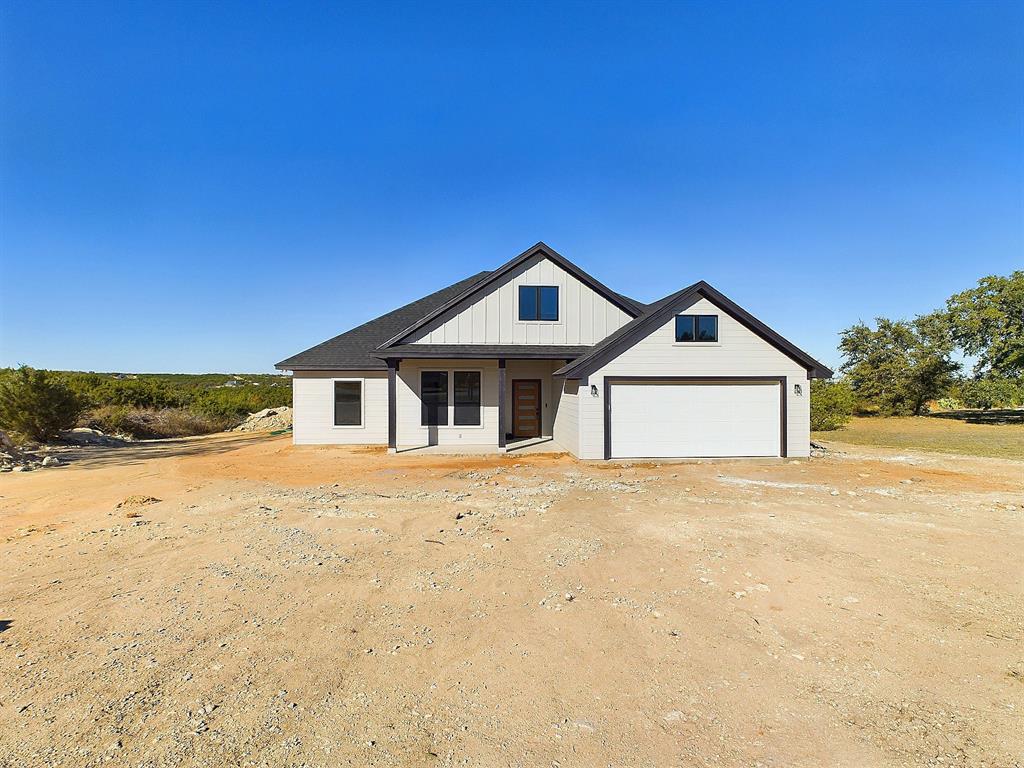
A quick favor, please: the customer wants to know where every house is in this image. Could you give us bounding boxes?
[275,243,832,459]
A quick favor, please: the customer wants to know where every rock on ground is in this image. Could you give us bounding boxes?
[232,406,292,433]
[59,427,124,446]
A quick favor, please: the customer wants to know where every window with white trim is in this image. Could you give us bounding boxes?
[421,371,448,426]
[518,285,558,321]
[333,380,362,426]
[675,314,718,342]
[453,371,482,425]
[421,370,482,427]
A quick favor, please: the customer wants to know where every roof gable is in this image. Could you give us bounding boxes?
[378,242,643,349]
[554,281,833,379]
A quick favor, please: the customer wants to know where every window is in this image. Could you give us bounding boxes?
[421,369,483,427]
[333,380,362,426]
[421,371,448,426]
[453,371,482,425]
[675,314,718,343]
[518,285,558,321]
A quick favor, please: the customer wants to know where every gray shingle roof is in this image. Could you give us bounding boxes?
[275,271,492,370]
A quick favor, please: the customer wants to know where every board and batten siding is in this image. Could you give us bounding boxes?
[407,257,632,346]
[292,370,388,445]
[575,297,811,459]
[552,378,579,455]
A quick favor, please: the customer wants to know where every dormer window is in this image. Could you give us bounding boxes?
[519,286,559,321]
[675,314,718,342]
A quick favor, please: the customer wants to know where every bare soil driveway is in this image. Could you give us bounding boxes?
[1,433,1022,767]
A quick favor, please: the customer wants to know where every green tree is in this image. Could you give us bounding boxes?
[953,377,1024,410]
[91,378,183,409]
[944,271,1024,377]
[0,366,87,441]
[810,379,855,431]
[838,315,958,415]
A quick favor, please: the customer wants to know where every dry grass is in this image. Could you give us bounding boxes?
[815,415,1024,459]
[81,406,230,439]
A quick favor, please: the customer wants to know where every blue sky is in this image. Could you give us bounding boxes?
[1,1,1021,374]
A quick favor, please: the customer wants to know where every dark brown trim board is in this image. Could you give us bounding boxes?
[387,359,399,450]
[602,376,788,460]
[497,359,506,448]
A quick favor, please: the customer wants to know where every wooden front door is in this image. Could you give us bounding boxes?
[512,380,542,438]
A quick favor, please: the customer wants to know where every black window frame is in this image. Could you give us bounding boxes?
[420,370,449,426]
[675,314,718,343]
[333,379,363,427]
[518,285,559,321]
[453,370,482,426]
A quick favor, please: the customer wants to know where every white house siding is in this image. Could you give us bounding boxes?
[292,370,389,445]
[552,379,579,455]
[396,359,500,448]
[407,257,632,346]
[504,359,565,437]
[576,297,811,459]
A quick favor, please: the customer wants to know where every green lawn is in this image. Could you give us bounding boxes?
[814,416,1024,460]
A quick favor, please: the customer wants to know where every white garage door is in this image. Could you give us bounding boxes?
[609,380,782,458]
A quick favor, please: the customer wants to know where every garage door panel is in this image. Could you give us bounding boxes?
[609,380,781,458]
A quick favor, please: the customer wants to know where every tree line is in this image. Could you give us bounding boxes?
[813,270,1023,429]
[0,368,293,441]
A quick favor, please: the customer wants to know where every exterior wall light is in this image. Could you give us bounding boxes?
[591,384,599,397]
[794,383,803,396]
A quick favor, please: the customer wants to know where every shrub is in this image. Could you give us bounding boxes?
[935,397,963,411]
[0,366,87,441]
[952,377,1024,410]
[78,405,133,436]
[810,379,855,431]
[81,406,231,439]
[191,386,291,422]
[88,378,184,409]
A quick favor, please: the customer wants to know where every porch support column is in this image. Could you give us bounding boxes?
[497,358,506,449]
[387,359,399,453]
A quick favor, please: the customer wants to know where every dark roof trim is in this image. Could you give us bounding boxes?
[375,344,591,360]
[279,365,384,371]
[274,271,491,371]
[554,281,834,379]
[378,242,644,349]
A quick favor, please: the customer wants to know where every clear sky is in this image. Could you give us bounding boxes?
[1,1,1021,374]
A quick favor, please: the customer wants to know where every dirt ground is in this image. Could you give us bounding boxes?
[2,434,1022,768]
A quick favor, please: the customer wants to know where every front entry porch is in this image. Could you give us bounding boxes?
[379,352,576,453]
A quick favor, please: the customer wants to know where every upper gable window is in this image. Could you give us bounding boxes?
[675,314,718,343]
[519,286,558,321]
